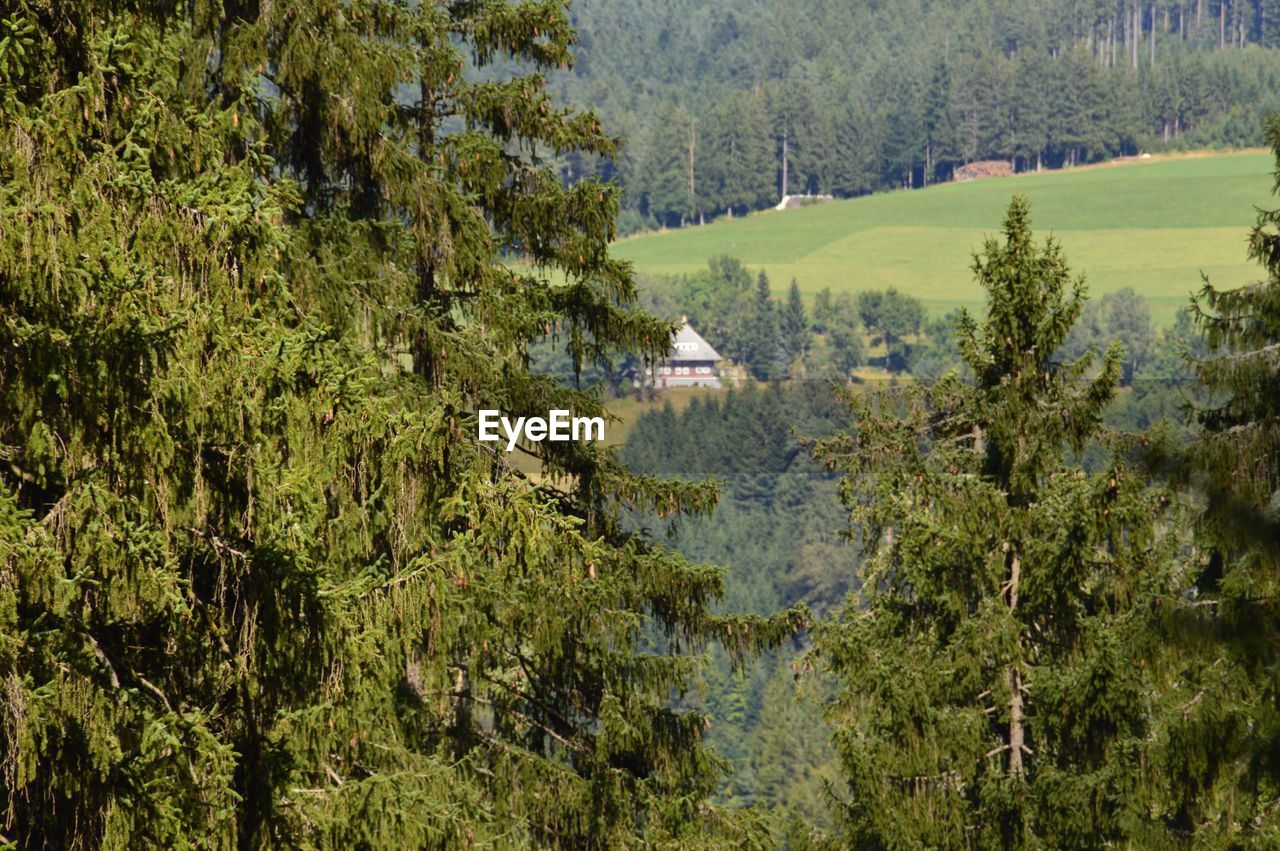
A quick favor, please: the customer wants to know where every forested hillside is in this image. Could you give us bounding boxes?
[620,383,851,836]
[554,0,1280,228]
[5,1,1280,848]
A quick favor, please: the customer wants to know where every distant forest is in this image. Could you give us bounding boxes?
[552,0,1280,229]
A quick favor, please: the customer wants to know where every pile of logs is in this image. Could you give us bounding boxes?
[953,160,1015,181]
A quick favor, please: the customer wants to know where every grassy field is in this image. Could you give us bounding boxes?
[613,151,1276,325]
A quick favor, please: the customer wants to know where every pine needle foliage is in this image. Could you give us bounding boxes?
[813,197,1178,847]
[1136,116,1280,846]
[0,2,796,847]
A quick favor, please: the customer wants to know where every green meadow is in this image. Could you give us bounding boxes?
[613,151,1276,325]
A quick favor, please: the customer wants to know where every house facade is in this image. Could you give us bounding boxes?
[650,321,721,388]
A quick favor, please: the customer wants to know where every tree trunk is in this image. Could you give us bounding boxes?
[1123,7,1130,65]
[781,132,789,201]
[1220,0,1226,50]
[1133,3,1141,69]
[1150,4,1156,66]
[1007,552,1025,776]
[688,120,696,215]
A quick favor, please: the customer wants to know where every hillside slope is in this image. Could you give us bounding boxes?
[554,0,1280,229]
[614,152,1273,324]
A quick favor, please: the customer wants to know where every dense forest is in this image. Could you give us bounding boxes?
[619,383,850,836]
[3,1,1280,849]
[0,2,797,847]
[553,0,1280,228]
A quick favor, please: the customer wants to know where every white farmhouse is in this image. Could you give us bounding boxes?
[650,321,721,388]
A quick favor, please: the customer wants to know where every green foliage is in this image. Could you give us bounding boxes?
[810,294,863,380]
[741,272,788,381]
[1062,287,1157,384]
[781,279,811,369]
[1133,114,1280,845]
[813,198,1180,846]
[702,92,776,216]
[620,382,852,841]
[0,2,796,847]
[640,102,697,227]
[558,0,1280,224]
[907,311,967,381]
[854,288,925,372]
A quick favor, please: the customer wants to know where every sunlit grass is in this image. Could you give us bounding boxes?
[613,150,1275,325]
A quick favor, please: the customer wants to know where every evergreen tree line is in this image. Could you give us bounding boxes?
[4,1,1280,847]
[553,0,1280,229]
[641,257,932,380]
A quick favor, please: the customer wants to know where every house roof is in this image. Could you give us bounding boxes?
[666,321,721,363]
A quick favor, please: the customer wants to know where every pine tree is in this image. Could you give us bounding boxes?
[743,272,787,380]
[813,197,1177,847]
[641,102,696,227]
[1136,115,1280,845]
[0,2,795,847]
[826,93,878,197]
[924,57,957,182]
[783,279,812,366]
[1190,114,1280,573]
[703,91,774,216]
[812,287,835,333]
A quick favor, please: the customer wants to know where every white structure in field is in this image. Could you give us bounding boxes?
[650,321,722,388]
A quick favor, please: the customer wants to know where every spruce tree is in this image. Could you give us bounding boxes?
[640,102,696,227]
[703,92,774,216]
[812,287,834,333]
[1136,115,1280,845]
[0,2,793,847]
[783,279,811,366]
[814,198,1177,846]
[743,272,786,381]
